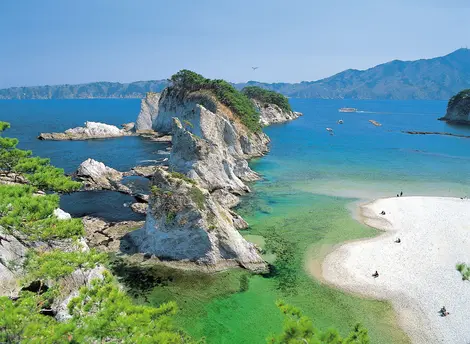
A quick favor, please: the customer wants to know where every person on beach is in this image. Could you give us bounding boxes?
[372,271,379,278]
[440,306,449,316]
[395,238,401,243]
[380,210,386,215]
[400,191,403,197]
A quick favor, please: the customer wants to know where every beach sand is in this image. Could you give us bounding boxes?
[322,196,470,343]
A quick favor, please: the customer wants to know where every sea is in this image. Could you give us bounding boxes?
[1,98,469,221]
[1,98,470,343]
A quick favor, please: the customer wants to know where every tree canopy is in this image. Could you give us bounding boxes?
[242,86,292,113]
[169,70,262,132]
[269,301,370,344]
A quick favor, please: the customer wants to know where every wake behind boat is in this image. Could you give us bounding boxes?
[339,107,357,113]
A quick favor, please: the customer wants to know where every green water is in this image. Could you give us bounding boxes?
[145,99,470,343]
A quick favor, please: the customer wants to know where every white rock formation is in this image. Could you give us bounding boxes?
[75,158,130,193]
[38,121,135,140]
[253,99,303,126]
[0,229,28,297]
[53,208,72,220]
[136,92,161,131]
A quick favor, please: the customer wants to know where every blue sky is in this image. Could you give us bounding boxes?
[1,0,469,88]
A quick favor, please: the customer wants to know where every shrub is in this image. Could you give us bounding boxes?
[242,86,292,112]
[189,186,205,210]
[239,274,250,292]
[456,262,470,281]
[169,171,196,185]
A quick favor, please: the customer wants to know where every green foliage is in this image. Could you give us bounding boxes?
[239,274,250,292]
[0,121,11,132]
[166,211,176,223]
[0,184,84,240]
[170,70,262,132]
[242,86,292,112]
[151,185,162,195]
[265,231,299,294]
[24,249,107,282]
[0,272,198,344]
[183,120,194,129]
[189,186,205,210]
[169,171,196,185]
[456,263,470,281]
[0,122,81,192]
[268,301,370,344]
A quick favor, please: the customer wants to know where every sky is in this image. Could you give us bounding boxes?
[1,0,470,88]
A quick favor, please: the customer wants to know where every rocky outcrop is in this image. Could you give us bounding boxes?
[253,99,302,126]
[128,168,266,272]
[75,158,132,194]
[131,202,148,214]
[83,216,144,253]
[136,92,161,131]
[0,230,28,297]
[38,121,135,140]
[440,89,470,124]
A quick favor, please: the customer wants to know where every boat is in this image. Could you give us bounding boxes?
[337,119,344,124]
[339,108,357,113]
[326,127,334,132]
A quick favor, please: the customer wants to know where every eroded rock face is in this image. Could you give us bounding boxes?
[253,99,303,126]
[129,168,266,272]
[0,229,28,297]
[136,92,161,131]
[38,121,135,140]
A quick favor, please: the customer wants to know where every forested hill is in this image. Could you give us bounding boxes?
[2,49,470,100]
[0,80,169,99]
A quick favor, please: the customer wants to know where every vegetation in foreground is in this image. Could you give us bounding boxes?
[169,70,262,132]
[242,86,292,113]
[456,263,470,281]
[0,122,197,343]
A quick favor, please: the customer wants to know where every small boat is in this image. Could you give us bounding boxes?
[337,119,344,124]
[339,108,357,113]
[369,120,382,127]
[326,127,333,132]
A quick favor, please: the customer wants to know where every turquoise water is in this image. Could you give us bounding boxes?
[1,98,469,217]
[253,99,470,200]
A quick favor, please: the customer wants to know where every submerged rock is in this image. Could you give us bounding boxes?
[129,168,266,272]
[38,121,135,140]
[253,99,303,126]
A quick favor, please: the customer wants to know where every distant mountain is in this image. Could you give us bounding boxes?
[234,48,470,100]
[1,49,470,100]
[0,80,169,99]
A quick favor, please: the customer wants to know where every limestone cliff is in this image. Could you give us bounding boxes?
[440,89,470,124]
[131,72,301,272]
[253,99,302,126]
[136,92,161,131]
[129,168,266,272]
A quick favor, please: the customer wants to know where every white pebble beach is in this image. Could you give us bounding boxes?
[322,196,470,344]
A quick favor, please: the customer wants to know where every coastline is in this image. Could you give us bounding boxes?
[321,196,470,344]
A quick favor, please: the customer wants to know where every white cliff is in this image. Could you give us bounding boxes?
[253,99,303,126]
[136,92,161,131]
[129,168,266,272]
